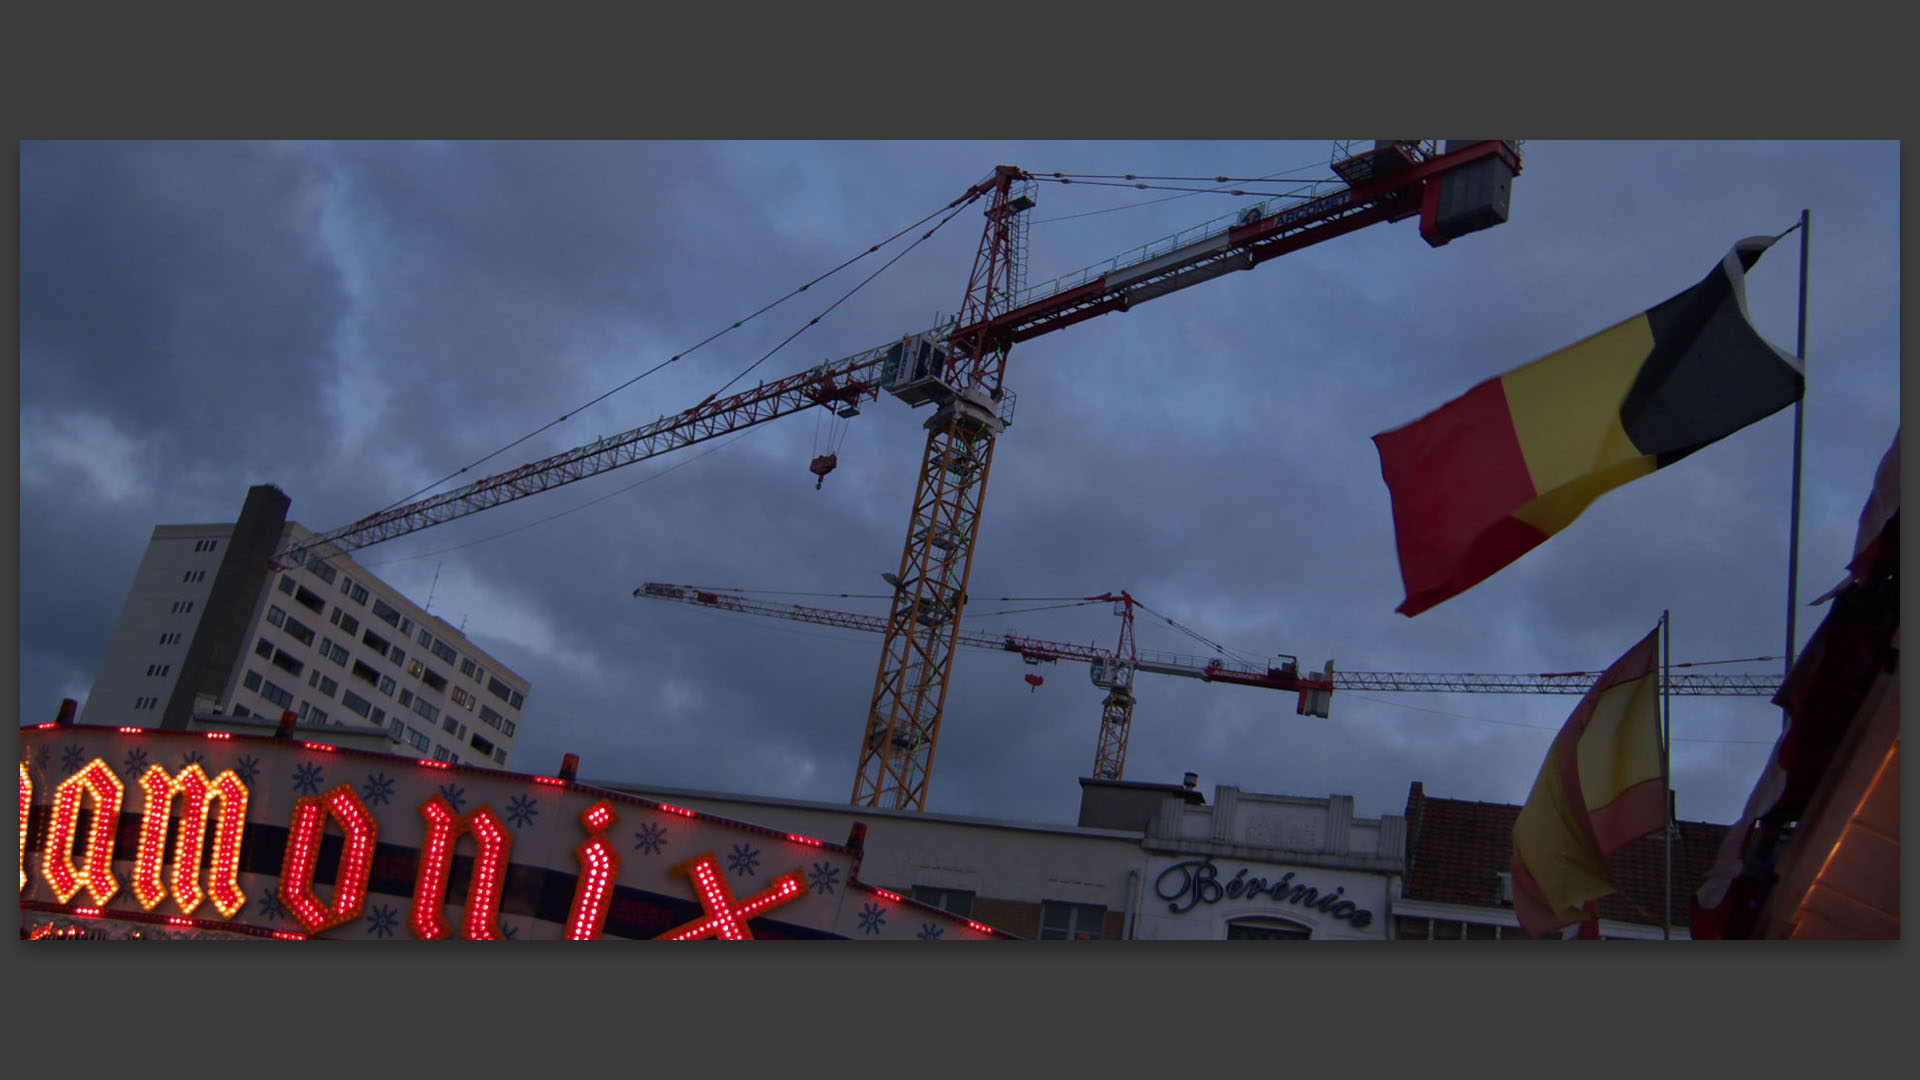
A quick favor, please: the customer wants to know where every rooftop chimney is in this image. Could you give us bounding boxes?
[1183,772,1198,791]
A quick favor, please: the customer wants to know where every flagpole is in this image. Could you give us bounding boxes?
[1661,609,1672,941]
[1782,208,1810,730]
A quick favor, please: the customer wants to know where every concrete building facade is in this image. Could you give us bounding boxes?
[79,485,532,768]
[599,774,1406,940]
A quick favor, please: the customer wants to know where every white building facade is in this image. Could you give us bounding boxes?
[78,485,531,768]
[598,775,1405,940]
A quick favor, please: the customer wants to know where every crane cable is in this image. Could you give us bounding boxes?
[360,184,991,522]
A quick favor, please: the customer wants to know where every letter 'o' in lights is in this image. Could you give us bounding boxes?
[279,784,379,934]
[43,759,124,905]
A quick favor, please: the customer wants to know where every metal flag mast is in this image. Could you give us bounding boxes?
[1782,209,1811,731]
[1661,608,1671,940]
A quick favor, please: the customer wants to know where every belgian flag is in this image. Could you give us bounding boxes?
[1374,236,1803,617]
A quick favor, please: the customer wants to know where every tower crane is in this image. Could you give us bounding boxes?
[282,140,1527,810]
[635,582,1781,781]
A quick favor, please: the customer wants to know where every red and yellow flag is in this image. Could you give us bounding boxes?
[1510,627,1666,938]
[1373,237,1802,616]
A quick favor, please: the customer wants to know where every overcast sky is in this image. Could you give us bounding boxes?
[17,140,1900,830]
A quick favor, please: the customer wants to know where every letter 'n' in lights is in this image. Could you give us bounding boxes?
[412,795,514,940]
[43,759,124,905]
[132,765,251,919]
[279,784,379,934]
[655,853,807,940]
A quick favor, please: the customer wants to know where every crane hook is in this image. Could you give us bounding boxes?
[809,453,838,490]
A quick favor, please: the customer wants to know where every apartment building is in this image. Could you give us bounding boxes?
[78,485,531,768]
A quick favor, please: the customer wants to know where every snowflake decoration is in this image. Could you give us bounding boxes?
[360,772,395,806]
[257,887,288,923]
[179,749,206,769]
[234,754,260,785]
[726,843,760,877]
[917,923,944,941]
[632,823,668,855]
[505,794,539,828]
[857,902,887,935]
[365,903,400,938]
[35,744,51,770]
[806,862,840,895]
[292,762,325,796]
[500,922,519,940]
[60,745,85,774]
[122,747,149,777]
[438,782,467,812]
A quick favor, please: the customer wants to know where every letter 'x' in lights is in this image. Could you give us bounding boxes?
[655,853,808,940]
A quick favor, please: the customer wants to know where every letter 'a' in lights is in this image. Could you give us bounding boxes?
[43,759,124,905]
[279,783,379,934]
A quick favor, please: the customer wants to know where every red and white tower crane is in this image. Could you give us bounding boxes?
[285,141,1527,810]
[635,582,1782,783]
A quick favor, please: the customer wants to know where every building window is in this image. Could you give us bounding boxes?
[420,668,448,694]
[441,715,459,735]
[279,575,295,595]
[372,597,402,628]
[1226,917,1312,940]
[1038,901,1106,941]
[510,691,524,710]
[305,553,337,585]
[308,707,328,726]
[379,676,397,697]
[342,691,373,718]
[255,638,274,659]
[330,608,360,636]
[911,886,975,919]
[390,718,405,740]
[157,632,182,646]
[486,676,513,703]
[460,658,476,678]
[361,628,390,655]
[431,639,457,665]
[181,570,207,584]
[312,674,338,699]
[431,746,450,762]
[243,670,262,692]
[412,698,439,723]
[261,680,293,710]
[398,689,413,708]
[350,660,380,685]
[170,600,195,615]
[271,650,304,677]
[194,539,219,553]
[293,585,326,615]
[407,728,430,752]
[451,687,475,710]
[389,647,405,667]
[469,732,495,756]
[134,696,159,710]
[1495,872,1514,907]
[493,748,507,765]
[283,617,315,647]
[266,605,286,627]
[350,583,369,606]
[500,719,515,737]
[146,664,171,677]
[417,629,434,648]
[479,705,502,729]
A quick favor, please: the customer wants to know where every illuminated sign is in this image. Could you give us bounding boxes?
[19,725,1010,941]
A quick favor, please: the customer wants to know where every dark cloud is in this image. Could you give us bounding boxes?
[19,140,1899,831]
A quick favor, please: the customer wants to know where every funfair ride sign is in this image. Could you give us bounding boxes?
[18,719,1010,941]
